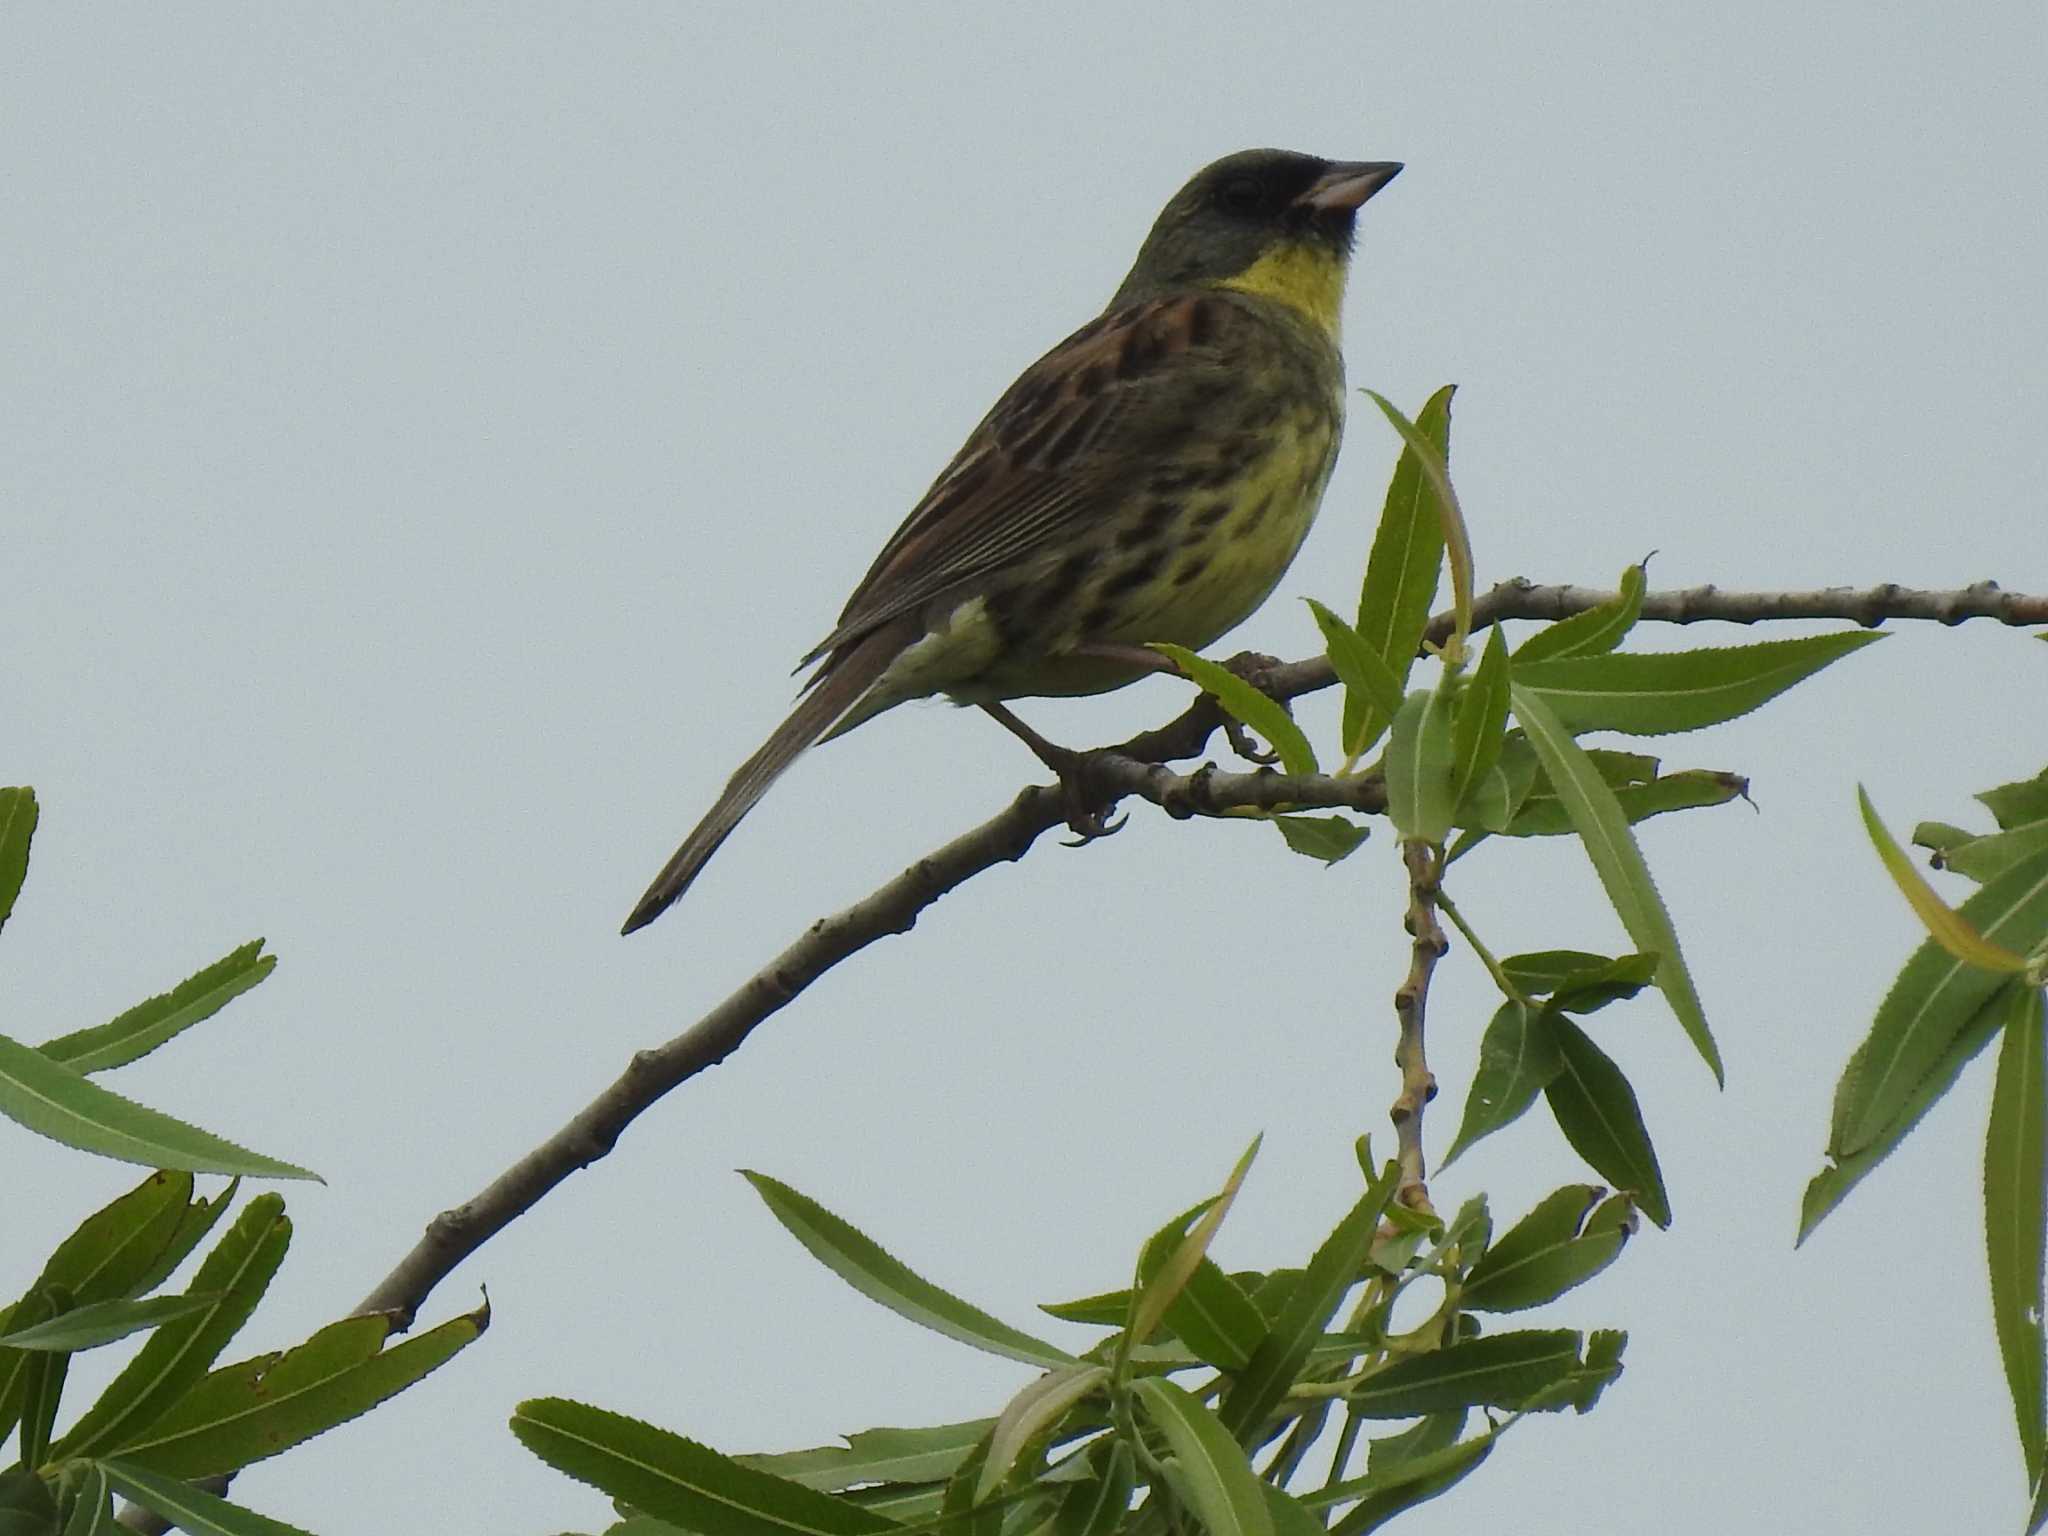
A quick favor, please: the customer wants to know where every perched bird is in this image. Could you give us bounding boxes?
[624,148,1401,934]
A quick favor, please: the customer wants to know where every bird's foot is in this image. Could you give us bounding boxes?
[1213,651,1292,764]
[979,702,1128,845]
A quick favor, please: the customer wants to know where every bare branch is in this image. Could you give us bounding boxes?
[354,580,2042,1327]
[1390,840,1447,1213]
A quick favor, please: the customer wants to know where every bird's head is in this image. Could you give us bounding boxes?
[1112,149,1402,333]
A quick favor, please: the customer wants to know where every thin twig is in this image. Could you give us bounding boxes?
[1390,841,1447,1214]
[354,581,2042,1327]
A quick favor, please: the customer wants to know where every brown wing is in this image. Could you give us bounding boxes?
[796,291,1247,670]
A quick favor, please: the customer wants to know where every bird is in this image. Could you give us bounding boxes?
[623,148,1402,934]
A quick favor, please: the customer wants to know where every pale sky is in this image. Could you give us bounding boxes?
[5,5,2046,1533]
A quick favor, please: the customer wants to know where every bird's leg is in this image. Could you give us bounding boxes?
[979,702,1128,844]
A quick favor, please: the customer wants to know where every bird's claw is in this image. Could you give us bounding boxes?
[1222,715,1281,765]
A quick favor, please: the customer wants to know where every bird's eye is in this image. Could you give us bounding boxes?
[1216,177,1264,215]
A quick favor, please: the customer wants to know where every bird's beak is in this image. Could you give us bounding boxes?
[1295,161,1403,213]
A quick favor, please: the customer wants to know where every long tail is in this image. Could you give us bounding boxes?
[621,620,914,934]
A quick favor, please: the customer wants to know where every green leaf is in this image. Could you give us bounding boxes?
[1548,954,1662,1014]
[1272,815,1370,866]
[1051,1441,1133,1536]
[1461,1189,1631,1313]
[1347,1330,1585,1417]
[1571,1328,1629,1413]
[740,1420,991,1493]
[0,1032,317,1180]
[1983,771,2048,832]
[1,1465,61,1533]
[1133,1379,1273,1536]
[1362,391,1473,663]
[1127,1135,1260,1363]
[1544,1018,1672,1228]
[0,788,35,936]
[58,1461,117,1536]
[742,1172,1072,1368]
[1449,626,1512,815]
[1512,565,1646,664]
[1442,1003,1562,1168]
[1503,769,1748,838]
[513,1398,898,1536]
[1326,1433,1494,1536]
[1511,684,1721,1082]
[1860,788,2026,973]
[1346,385,1452,755]
[120,1304,484,1478]
[1385,689,1457,845]
[128,1181,239,1300]
[94,1459,317,1536]
[0,1294,222,1353]
[1364,1411,1466,1475]
[16,1336,67,1470]
[0,1290,57,1446]
[1948,821,2048,886]
[1801,980,2011,1243]
[1306,599,1405,740]
[1987,985,2048,1487]
[1499,951,1609,997]
[1218,1162,1400,1444]
[1830,849,2048,1156]
[53,1196,291,1460]
[39,944,276,1075]
[1511,632,1884,737]
[978,1365,1108,1500]
[35,1171,196,1306]
[1151,645,1316,778]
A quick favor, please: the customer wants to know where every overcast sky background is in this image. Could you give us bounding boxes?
[5,5,2045,1533]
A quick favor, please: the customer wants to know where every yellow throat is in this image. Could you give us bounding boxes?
[1219,242,1349,337]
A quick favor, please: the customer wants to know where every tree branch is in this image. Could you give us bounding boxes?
[354,580,2044,1327]
[1390,841,1446,1212]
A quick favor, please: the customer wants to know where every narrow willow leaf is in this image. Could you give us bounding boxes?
[1860,788,2026,973]
[939,1432,1000,1536]
[1384,690,1456,845]
[95,1459,317,1536]
[1261,1483,1328,1536]
[0,1289,58,1444]
[1504,769,1747,838]
[121,1305,484,1478]
[1365,1411,1466,1475]
[1831,850,2048,1157]
[1949,822,2048,886]
[1307,1431,1495,1534]
[17,1344,67,1469]
[1545,1018,1672,1228]
[1450,626,1511,813]
[36,1171,195,1307]
[1982,772,2048,832]
[1128,1135,1260,1361]
[40,944,276,1075]
[1133,1379,1273,1536]
[0,787,35,935]
[1363,390,1472,663]
[1453,763,1513,833]
[1511,684,1721,1081]
[978,1366,1108,1500]
[1512,631,1883,737]
[1512,565,1647,664]
[742,1172,1072,1368]
[53,1197,291,1460]
[1052,1443,1133,1536]
[1151,645,1316,778]
[1461,1188,1629,1313]
[1219,1163,1400,1443]
[512,1398,898,1536]
[1306,599,1405,741]
[1272,815,1370,866]
[0,1294,221,1352]
[1348,1330,1584,1417]
[741,1420,992,1492]
[1801,982,2011,1244]
[1346,385,1452,754]
[1987,986,2048,1487]
[1442,1003,1562,1168]
[128,1180,240,1300]
[0,1033,317,1180]
[59,1460,117,1536]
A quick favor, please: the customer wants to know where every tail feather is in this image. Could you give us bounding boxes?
[621,621,914,934]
